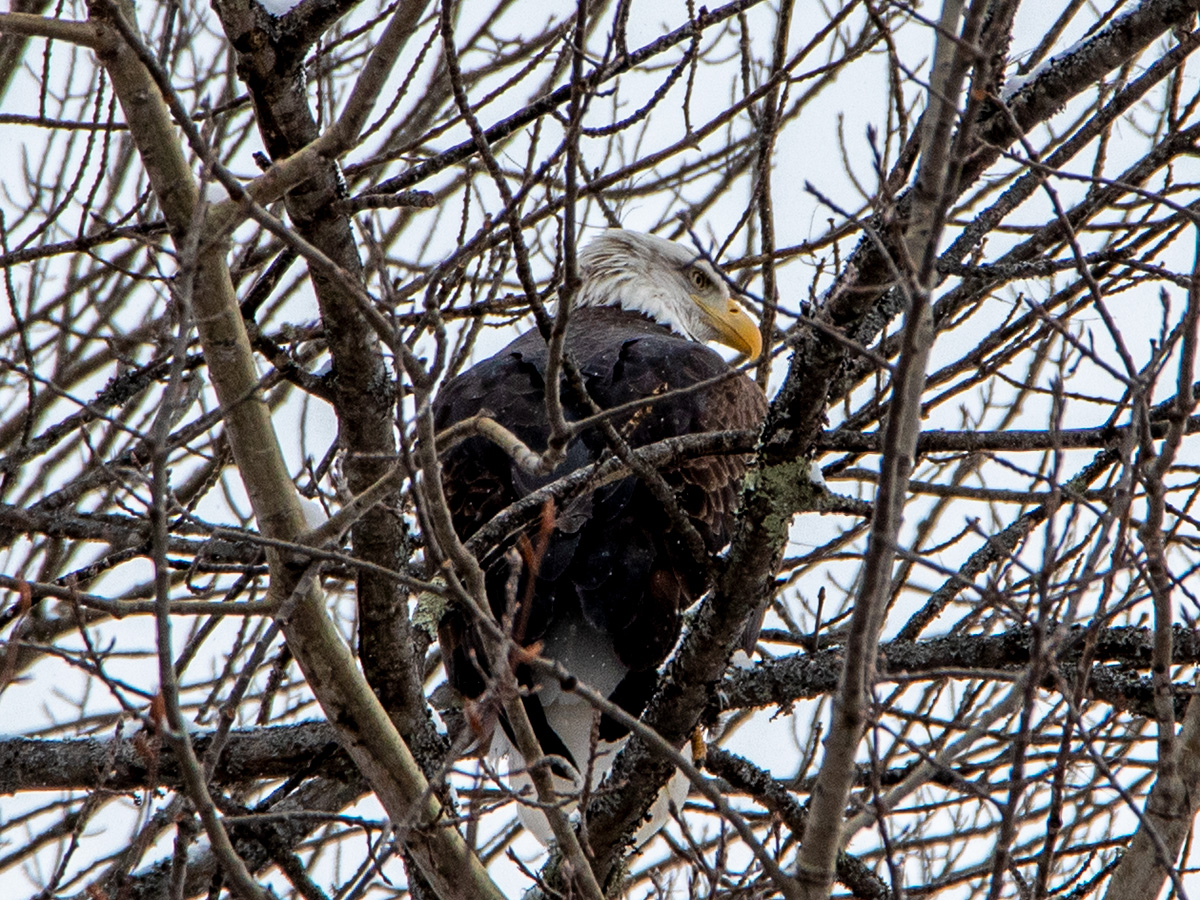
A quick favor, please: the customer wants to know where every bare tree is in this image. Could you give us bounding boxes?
[2,0,1200,898]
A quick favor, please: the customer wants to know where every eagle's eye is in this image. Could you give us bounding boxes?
[688,268,712,291]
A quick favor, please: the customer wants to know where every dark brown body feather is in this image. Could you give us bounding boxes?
[434,306,765,759]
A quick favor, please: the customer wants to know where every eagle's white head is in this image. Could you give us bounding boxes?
[575,230,762,361]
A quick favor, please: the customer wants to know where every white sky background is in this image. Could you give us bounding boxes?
[1,0,1199,897]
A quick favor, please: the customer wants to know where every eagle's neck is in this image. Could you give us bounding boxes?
[573,266,698,341]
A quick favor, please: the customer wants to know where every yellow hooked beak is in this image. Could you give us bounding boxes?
[693,294,763,363]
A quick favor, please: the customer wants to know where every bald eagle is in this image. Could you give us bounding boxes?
[435,229,766,843]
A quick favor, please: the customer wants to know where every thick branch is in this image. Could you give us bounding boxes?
[90,5,502,899]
